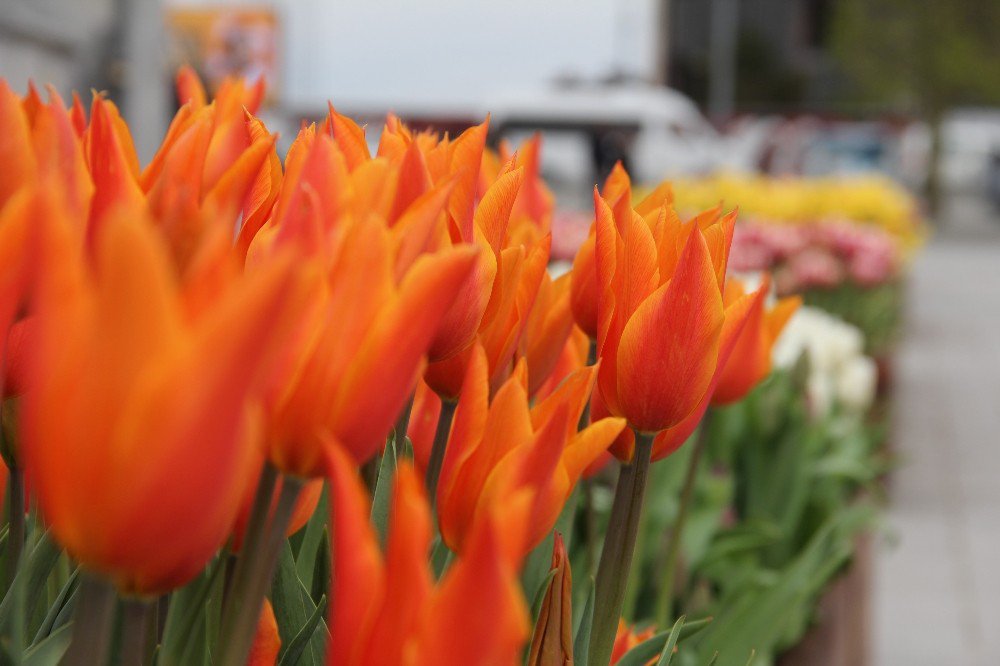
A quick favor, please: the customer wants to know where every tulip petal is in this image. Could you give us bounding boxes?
[327,445,385,666]
[616,226,723,432]
[325,102,371,170]
[416,513,529,665]
[474,167,524,254]
[0,80,38,205]
[652,283,759,459]
[437,344,489,502]
[330,246,478,463]
[363,464,434,664]
[447,119,489,241]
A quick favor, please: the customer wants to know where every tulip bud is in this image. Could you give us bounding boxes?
[527,533,573,666]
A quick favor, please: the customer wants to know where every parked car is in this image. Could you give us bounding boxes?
[940,108,1000,194]
[485,81,723,186]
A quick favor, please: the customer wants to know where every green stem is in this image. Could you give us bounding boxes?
[118,599,155,666]
[62,574,117,666]
[2,466,24,591]
[621,499,649,622]
[395,393,415,439]
[234,464,278,583]
[217,466,302,666]
[588,430,654,665]
[582,478,597,578]
[425,399,457,504]
[654,414,710,629]
[577,340,599,577]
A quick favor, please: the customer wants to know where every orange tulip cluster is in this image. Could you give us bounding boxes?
[0,70,797,665]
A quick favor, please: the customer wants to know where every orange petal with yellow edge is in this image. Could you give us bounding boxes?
[616,226,723,432]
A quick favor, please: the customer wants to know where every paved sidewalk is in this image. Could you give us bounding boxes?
[874,201,1000,665]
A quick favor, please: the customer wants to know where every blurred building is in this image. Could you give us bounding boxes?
[669,0,839,114]
[0,0,116,94]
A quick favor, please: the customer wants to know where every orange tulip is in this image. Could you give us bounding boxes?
[0,190,40,396]
[1,80,92,220]
[595,278,766,462]
[430,345,624,558]
[3,319,35,398]
[485,134,555,247]
[358,116,560,396]
[261,214,478,475]
[533,325,590,402]
[508,134,555,236]
[247,598,282,666]
[520,271,576,397]
[326,446,529,666]
[82,95,145,238]
[1,85,90,397]
[526,533,573,666]
[21,85,93,219]
[569,164,635,340]
[0,80,39,207]
[20,203,311,594]
[648,279,766,459]
[424,231,548,399]
[171,66,267,192]
[593,183,736,440]
[420,121,498,364]
[711,277,801,405]
[570,164,674,341]
[428,165,525,374]
[139,71,281,268]
[569,231,599,338]
[406,378,442,473]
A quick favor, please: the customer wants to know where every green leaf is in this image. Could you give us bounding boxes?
[30,568,78,644]
[655,616,685,666]
[308,530,330,606]
[21,622,72,666]
[616,617,713,666]
[370,438,398,547]
[48,587,77,637]
[521,491,578,604]
[528,570,558,625]
[277,595,328,666]
[430,537,452,579]
[295,483,329,593]
[0,530,61,649]
[688,508,870,666]
[397,435,414,461]
[271,541,328,666]
[572,577,595,666]
[159,556,226,666]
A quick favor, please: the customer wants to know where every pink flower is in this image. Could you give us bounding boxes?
[787,246,845,289]
[551,209,592,261]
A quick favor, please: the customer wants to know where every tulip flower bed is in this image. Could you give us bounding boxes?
[0,69,885,666]
[725,221,904,358]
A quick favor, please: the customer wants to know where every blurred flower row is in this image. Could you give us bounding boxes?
[668,173,926,252]
[0,70,897,666]
[729,220,900,293]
